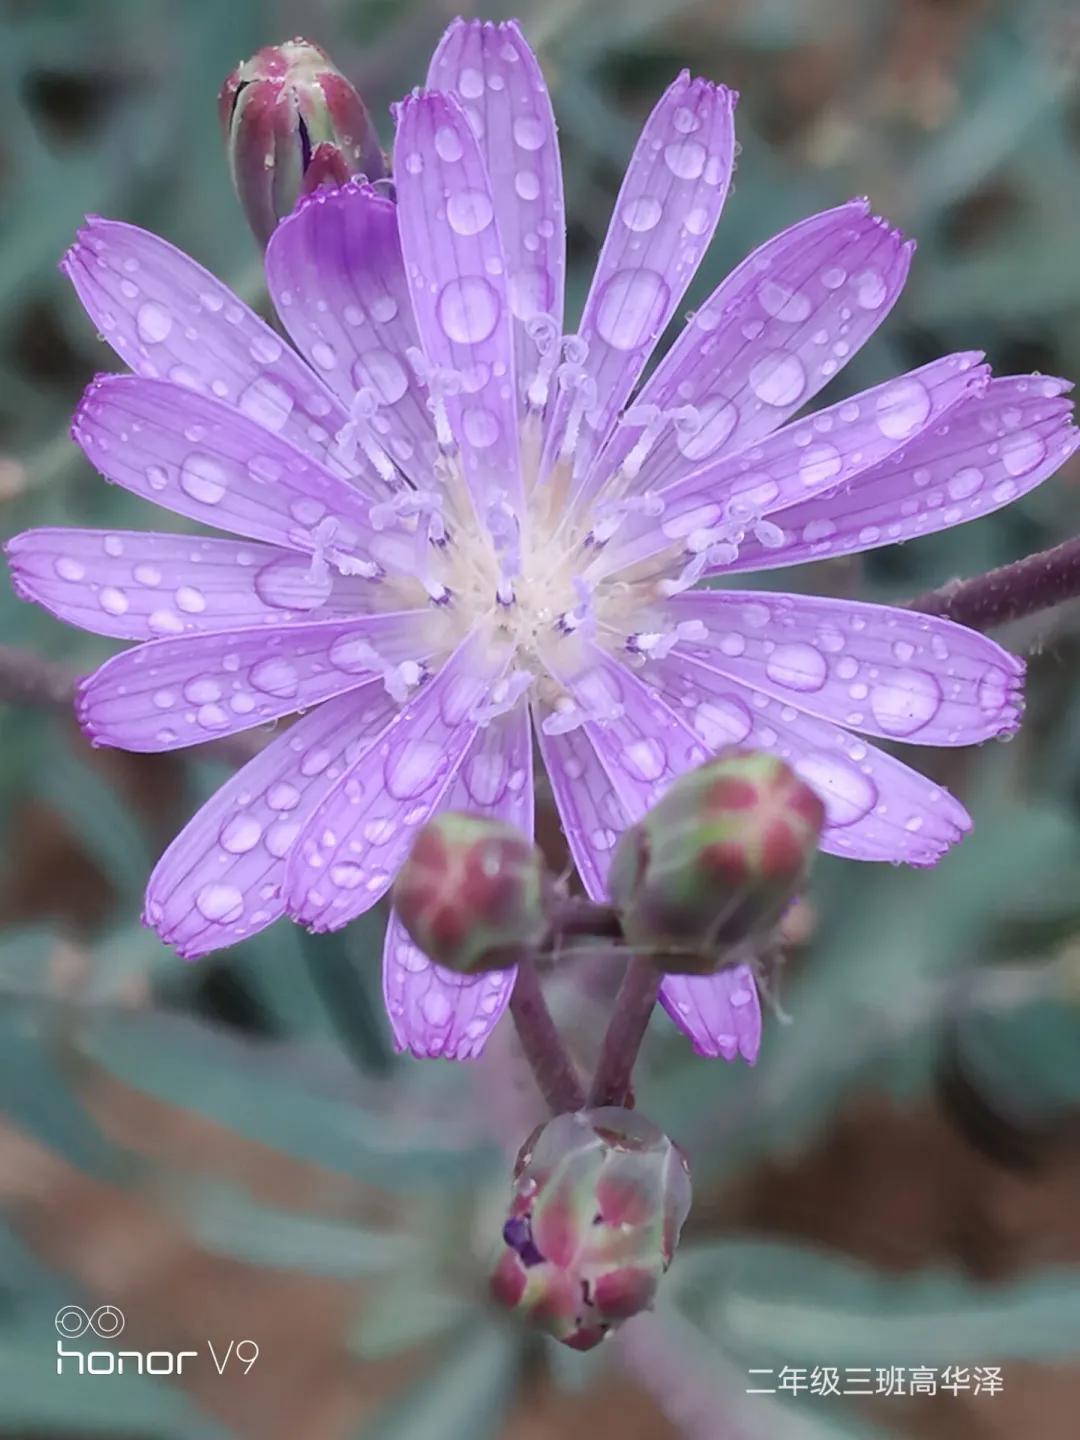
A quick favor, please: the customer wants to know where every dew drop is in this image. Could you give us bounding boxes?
[447,189,494,236]
[514,171,541,202]
[512,115,545,150]
[765,643,827,692]
[238,377,294,432]
[386,739,443,799]
[676,397,736,460]
[621,196,662,233]
[1001,431,1046,477]
[795,752,877,826]
[875,378,931,440]
[136,301,172,343]
[749,352,806,407]
[663,140,706,179]
[353,349,408,404]
[947,466,983,500]
[853,269,887,309]
[196,884,243,922]
[54,557,85,581]
[179,453,227,505]
[693,697,753,748]
[799,443,842,487]
[220,813,263,854]
[250,657,300,698]
[758,280,811,323]
[437,276,500,344]
[870,668,942,736]
[594,269,670,352]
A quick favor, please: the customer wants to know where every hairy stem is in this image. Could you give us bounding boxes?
[588,954,662,1109]
[509,957,586,1114]
[906,535,1080,631]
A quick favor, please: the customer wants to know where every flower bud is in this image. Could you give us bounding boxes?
[393,812,552,974]
[491,1107,691,1350]
[219,38,386,247]
[608,749,825,973]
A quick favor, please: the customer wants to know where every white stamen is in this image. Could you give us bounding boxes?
[334,387,398,483]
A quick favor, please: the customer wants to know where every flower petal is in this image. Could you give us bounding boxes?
[394,90,524,517]
[546,73,736,494]
[591,200,912,499]
[383,705,533,1059]
[644,648,971,864]
[658,967,761,1062]
[72,376,387,564]
[77,611,429,751]
[722,375,1080,574]
[594,353,987,580]
[6,529,377,640]
[264,181,437,488]
[145,688,390,958]
[427,19,565,413]
[61,218,361,482]
[660,589,1024,744]
[285,628,509,931]
[534,714,631,901]
[543,641,707,820]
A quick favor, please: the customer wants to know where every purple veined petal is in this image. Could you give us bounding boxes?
[72,376,393,568]
[60,218,368,486]
[77,609,433,752]
[264,181,438,489]
[534,712,633,901]
[393,90,524,519]
[5,530,380,641]
[658,589,1024,745]
[542,640,708,820]
[588,200,912,500]
[284,626,510,932]
[722,374,1080,575]
[145,687,392,958]
[427,19,565,417]
[644,648,971,864]
[591,352,988,582]
[383,705,533,1059]
[544,73,736,497]
[658,966,761,1062]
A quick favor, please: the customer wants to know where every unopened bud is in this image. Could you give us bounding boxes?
[393,812,552,974]
[491,1107,691,1350]
[219,38,386,247]
[608,749,825,973]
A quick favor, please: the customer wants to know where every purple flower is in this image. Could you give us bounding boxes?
[7,20,1077,1065]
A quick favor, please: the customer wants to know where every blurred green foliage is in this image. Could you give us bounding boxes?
[2,1,1080,1437]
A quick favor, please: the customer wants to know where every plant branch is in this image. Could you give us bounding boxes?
[508,957,586,1115]
[588,953,662,1108]
[906,535,1080,631]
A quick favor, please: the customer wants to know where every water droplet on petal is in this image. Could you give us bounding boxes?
[693,697,753,748]
[1001,431,1046,477]
[947,467,983,500]
[621,196,662,232]
[250,657,300,698]
[437,276,500,344]
[676,397,736,460]
[853,269,887,309]
[385,739,444,799]
[136,301,172,343]
[196,883,243,922]
[595,269,670,351]
[512,115,544,150]
[765,643,827,692]
[749,352,806,407]
[447,189,494,236]
[794,752,877,827]
[758,280,811,322]
[220,813,263,854]
[869,668,942,735]
[663,140,706,179]
[179,453,227,505]
[875,378,931,440]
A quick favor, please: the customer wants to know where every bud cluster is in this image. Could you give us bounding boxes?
[490,1107,692,1349]
[220,38,385,246]
[608,749,825,972]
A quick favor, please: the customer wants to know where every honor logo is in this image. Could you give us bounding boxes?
[54,1306,259,1377]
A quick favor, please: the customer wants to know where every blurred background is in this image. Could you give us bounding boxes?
[2,0,1080,1436]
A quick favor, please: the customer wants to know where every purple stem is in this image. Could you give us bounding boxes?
[508,957,586,1115]
[588,954,662,1109]
[906,535,1080,631]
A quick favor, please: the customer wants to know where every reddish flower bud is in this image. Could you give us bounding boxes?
[491,1107,691,1350]
[608,749,825,973]
[393,812,552,974]
[219,38,385,247]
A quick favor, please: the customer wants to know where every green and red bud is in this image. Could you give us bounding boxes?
[607,749,825,973]
[393,812,552,974]
[219,38,385,247]
[491,1107,691,1350]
